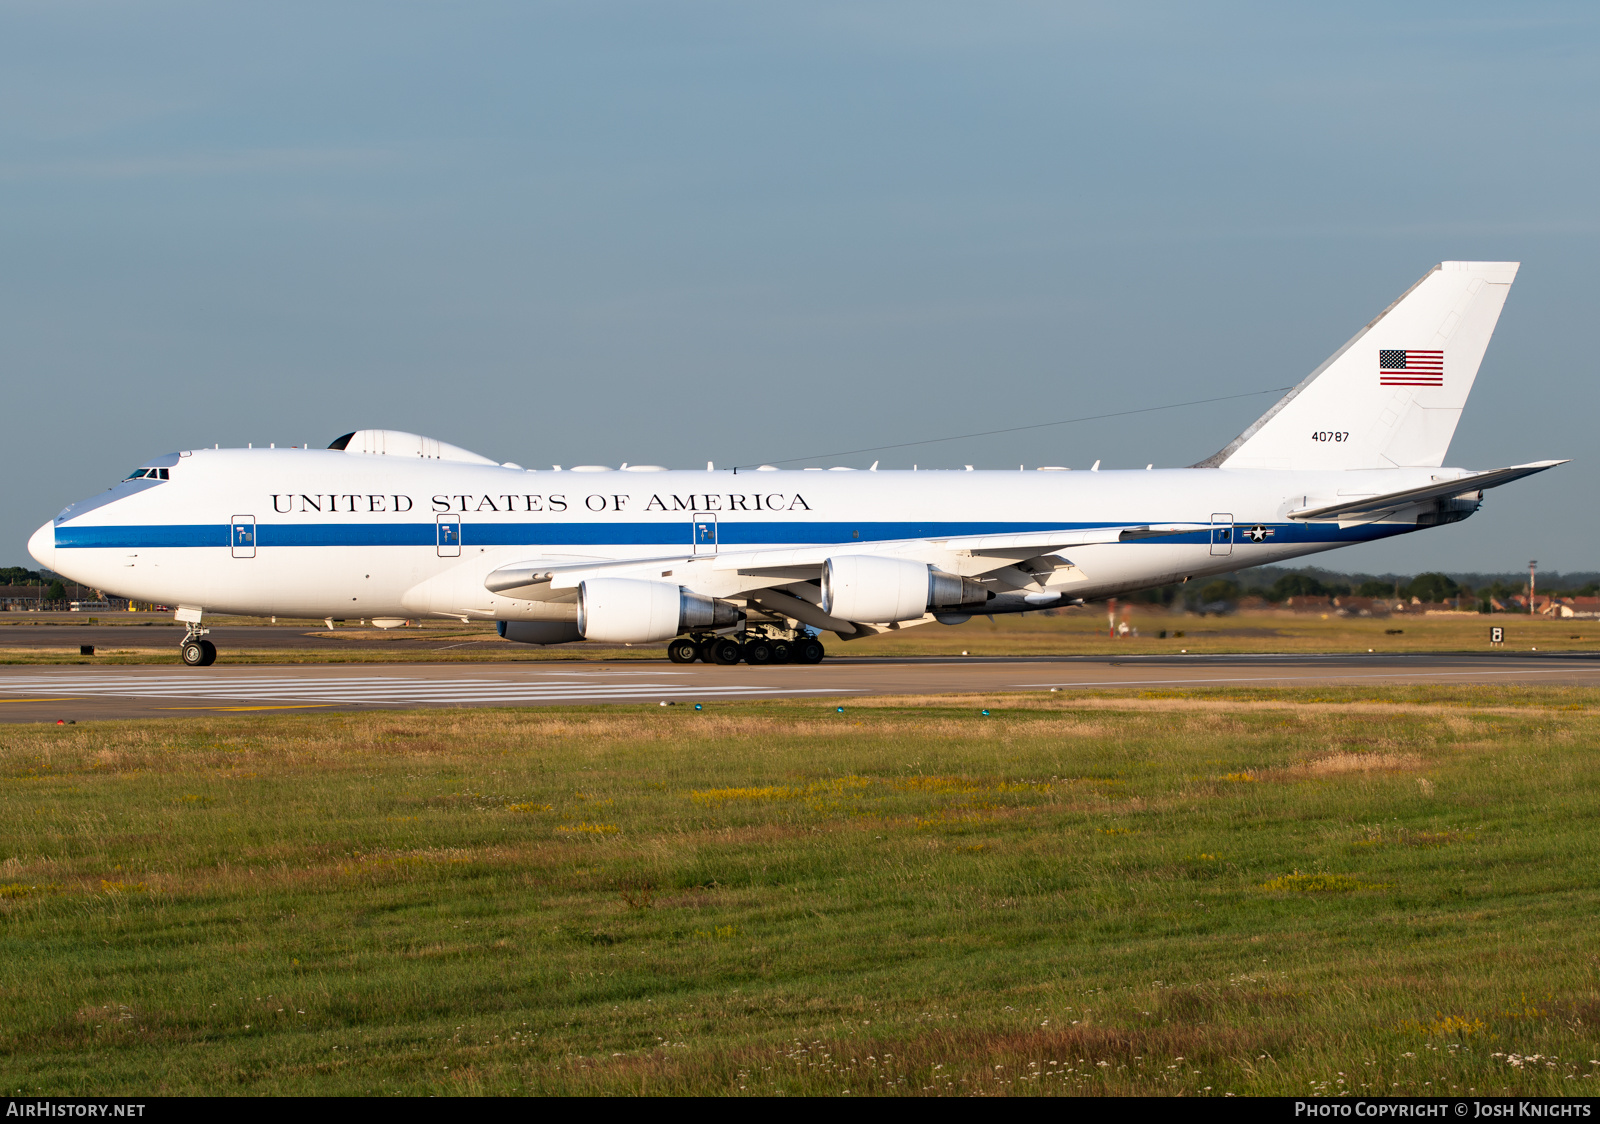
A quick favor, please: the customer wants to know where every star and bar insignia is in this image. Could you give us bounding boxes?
[1248,524,1273,542]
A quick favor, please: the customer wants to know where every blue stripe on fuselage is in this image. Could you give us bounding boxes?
[53,520,1414,550]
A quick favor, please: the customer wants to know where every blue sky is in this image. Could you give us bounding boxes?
[4,2,1595,573]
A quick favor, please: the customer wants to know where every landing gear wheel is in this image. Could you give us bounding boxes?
[667,638,699,664]
[744,639,774,665]
[770,640,792,664]
[182,639,217,667]
[796,639,825,664]
[710,638,744,666]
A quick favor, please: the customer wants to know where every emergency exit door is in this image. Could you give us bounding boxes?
[231,515,256,558]
[693,515,717,554]
[1210,513,1234,557]
[437,515,462,557]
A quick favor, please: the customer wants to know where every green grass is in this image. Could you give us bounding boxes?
[839,606,1599,657]
[3,686,1600,1095]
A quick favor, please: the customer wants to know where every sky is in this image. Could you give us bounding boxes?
[3,1,1595,574]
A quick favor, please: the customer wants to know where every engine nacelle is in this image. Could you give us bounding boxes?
[577,578,739,643]
[821,556,991,623]
[497,620,584,645]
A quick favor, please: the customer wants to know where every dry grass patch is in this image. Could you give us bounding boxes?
[1293,752,1424,776]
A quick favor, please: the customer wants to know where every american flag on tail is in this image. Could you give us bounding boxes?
[1379,349,1443,386]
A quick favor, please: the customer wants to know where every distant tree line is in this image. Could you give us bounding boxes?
[1119,566,1599,614]
[1,568,79,603]
[5,559,1594,613]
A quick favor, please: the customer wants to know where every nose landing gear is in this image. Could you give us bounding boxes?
[179,620,217,666]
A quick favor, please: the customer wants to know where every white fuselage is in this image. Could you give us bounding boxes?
[30,447,1455,621]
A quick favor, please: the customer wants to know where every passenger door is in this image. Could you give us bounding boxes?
[231,515,256,559]
[1210,513,1234,556]
[437,515,462,558]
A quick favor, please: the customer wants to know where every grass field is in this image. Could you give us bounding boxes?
[3,686,1600,1095]
[841,608,1596,658]
[1,608,1594,664]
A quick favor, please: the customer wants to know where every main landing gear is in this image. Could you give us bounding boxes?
[180,621,217,667]
[666,627,825,666]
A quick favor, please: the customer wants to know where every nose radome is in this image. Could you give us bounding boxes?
[27,520,55,571]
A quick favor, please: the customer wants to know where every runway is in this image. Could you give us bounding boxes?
[2,652,1598,722]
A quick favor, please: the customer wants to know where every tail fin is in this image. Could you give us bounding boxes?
[1196,261,1519,470]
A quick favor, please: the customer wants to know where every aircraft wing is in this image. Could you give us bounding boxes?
[1287,460,1567,520]
[712,523,1206,576]
[482,523,1206,599]
[484,554,685,596]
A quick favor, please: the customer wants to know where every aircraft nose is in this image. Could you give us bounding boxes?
[27,520,55,571]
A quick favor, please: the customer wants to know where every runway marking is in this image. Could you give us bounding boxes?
[0,672,852,707]
[1014,668,1592,689]
[3,661,1589,715]
[156,705,336,712]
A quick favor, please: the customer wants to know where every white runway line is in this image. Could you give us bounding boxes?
[0,672,852,706]
[1013,668,1592,689]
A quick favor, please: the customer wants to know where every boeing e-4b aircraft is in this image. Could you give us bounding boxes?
[29,261,1563,667]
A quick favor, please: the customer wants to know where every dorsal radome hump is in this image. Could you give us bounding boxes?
[327,430,498,465]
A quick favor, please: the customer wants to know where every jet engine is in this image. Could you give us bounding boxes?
[577,578,739,643]
[821,556,991,623]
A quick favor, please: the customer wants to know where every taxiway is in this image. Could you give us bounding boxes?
[1,652,1596,721]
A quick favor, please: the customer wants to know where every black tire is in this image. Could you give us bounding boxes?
[697,640,717,663]
[198,640,217,666]
[770,640,792,664]
[667,638,699,664]
[181,641,206,667]
[745,639,774,665]
[710,638,744,665]
[796,639,825,664]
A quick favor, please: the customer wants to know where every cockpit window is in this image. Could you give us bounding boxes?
[123,468,170,481]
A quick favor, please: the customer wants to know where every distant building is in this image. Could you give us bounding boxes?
[1558,596,1600,619]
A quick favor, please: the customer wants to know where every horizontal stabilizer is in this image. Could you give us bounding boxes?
[1288,460,1566,520]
